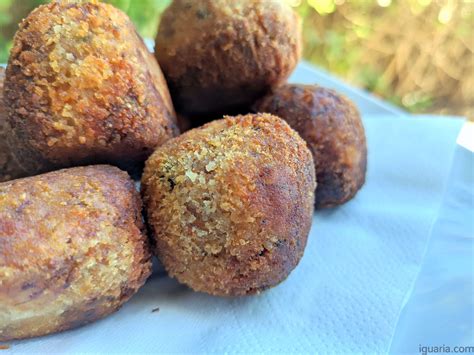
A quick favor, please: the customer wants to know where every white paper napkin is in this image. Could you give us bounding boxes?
[3,114,463,354]
[390,143,474,353]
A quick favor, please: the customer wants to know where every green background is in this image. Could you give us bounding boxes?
[0,0,472,118]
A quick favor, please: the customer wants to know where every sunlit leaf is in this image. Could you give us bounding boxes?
[307,0,336,15]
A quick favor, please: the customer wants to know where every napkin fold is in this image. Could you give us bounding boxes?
[390,143,474,353]
[6,115,463,354]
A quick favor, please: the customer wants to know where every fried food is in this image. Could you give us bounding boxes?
[0,165,151,341]
[142,113,315,296]
[254,84,367,208]
[4,0,178,175]
[155,0,302,118]
[0,67,28,182]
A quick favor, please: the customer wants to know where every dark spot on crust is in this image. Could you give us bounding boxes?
[315,170,346,205]
[258,248,268,257]
[28,288,44,301]
[168,178,175,191]
[21,282,35,290]
[196,9,209,19]
[15,200,31,214]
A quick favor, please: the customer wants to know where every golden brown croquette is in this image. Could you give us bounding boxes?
[254,84,367,208]
[0,165,151,341]
[0,67,28,182]
[142,113,315,296]
[155,0,302,118]
[4,0,178,175]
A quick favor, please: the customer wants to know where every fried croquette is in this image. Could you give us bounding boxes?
[4,0,178,175]
[254,84,367,208]
[155,0,302,118]
[0,165,151,341]
[0,67,28,182]
[142,113,315,296]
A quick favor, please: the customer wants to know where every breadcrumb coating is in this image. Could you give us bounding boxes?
[142,113,315,296]
[254,84,367,208]
[155,0,302,118]
[4,0,178,174]
[0,67,28,182]
[0,165,151,341]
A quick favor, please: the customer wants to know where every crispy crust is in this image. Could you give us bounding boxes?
[155,0,302,117]
[142,113,315,296]
[0,165,152,341]
[4,0,178,175]
[254,84,367,208]
[0,67,28,182]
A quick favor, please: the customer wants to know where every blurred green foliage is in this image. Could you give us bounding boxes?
[106,0,171,37]
[0,0,170,63]
[0,0,472,117]
[293,0,472,117]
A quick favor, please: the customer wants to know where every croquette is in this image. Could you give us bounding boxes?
[142,113,315,296]
[0,67,28,182]
[4,0,178,175]
[254,84,367,208]
[0,165,151,341]
[155,0,302,118]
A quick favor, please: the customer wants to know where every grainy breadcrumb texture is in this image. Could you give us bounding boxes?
[254,84,367,208]
[0,165,152,341]
[4,0,178,175]
[0,67,28,182]
[142,113,315,296]
[155,0,302,118]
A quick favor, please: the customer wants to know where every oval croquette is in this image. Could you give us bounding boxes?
[4,0,178,175]
[155,0,302,118]
[142,113,315,296]
[254,84,367,208]
[0,165,151,341]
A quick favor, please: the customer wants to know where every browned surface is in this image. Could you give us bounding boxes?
[142,113,315,296]
[155,0,302,118]
[254,84,367,208]
[0,165,152,341]
[0,68,28,182]
[4,0,178,175]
